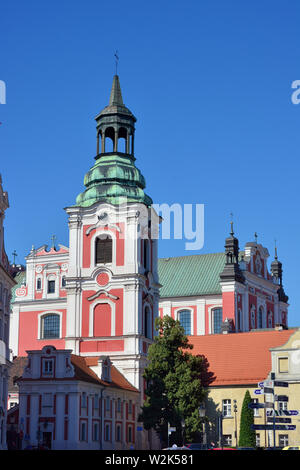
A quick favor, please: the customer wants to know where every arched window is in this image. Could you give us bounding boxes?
[179,310,191,335]
[95,235,112,264]
[268,311,273,328]
[237,309,242,332]
[42,314,60,339]
[118,127,128,153]
[212,308,223,334]
[61,276,66,288]
[144,306,152,339]
[250,305,256,329]
[104,127,115,153]
[36,278,42,290]
[47,279,55,294]
[258,306,264,329]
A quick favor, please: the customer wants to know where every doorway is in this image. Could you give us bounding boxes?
[42,431,52,449]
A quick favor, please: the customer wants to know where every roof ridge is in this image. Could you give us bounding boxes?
[159,252,224,261]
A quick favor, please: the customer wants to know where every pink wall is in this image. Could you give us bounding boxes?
[18,309,66,356]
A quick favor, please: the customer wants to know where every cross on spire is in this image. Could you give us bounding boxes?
[254,232,258,244]
[114,50,119,75]
[12,250,17,264]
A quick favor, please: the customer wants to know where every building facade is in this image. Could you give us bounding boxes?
[158,228,289,336]
[190,328,300,448]
[0,175,16,449]
[7,75,293,450]
[16,345,140,450]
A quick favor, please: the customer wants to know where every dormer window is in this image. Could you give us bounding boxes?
[42,358,54,377]
[98,356,111,382]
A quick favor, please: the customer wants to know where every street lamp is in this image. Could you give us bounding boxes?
[199,404,206,446]
[181,419,185,446]
[233,400,238,448]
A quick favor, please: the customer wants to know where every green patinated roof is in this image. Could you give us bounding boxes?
[75,153,152,208]
[11,253,226,303]
[10,270,26,304]
[158,252,226,298]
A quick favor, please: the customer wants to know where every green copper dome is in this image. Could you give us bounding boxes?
[75,75,152,208]
[76,153,152,207]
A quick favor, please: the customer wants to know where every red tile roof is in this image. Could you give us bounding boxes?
[82,356,139,392]
[10,355,138,393]
[188,329,297,386]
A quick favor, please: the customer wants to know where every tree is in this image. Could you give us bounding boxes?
[139,316,213,446]
[238,390,256,448]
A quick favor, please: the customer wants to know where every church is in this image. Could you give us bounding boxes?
[9,75,290,449]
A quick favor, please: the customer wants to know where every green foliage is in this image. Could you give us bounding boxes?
[238,390,256,448]
[139,316,211,445]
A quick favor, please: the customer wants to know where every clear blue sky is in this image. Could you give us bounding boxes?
[1,1,300,325]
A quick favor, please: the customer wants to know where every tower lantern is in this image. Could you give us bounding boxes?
[95,74,136,157]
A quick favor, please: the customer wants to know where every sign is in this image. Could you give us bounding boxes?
[248,403,267,409]
[254,389,264,395]
[252,424,273,431]
[248,402,274,409]
[275,425,296,431]
[274,381,289,388]
[276,395,289,402]
[264,402,275,408]
[280,410,299,416]
[264,380,274,388]
[252,424,296,431]
[267,417,292,424]
[266,409,295,417]
[137,426,143,431]
[263,387,274,394]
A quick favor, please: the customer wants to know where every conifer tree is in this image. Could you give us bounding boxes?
[238,390,256,448]
[139,316,213,446]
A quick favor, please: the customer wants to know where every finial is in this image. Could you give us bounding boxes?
[274,239,278,260]
[230,212,234,236]
[114,50,119,75]
[12,250,17,265]
[254,232,258,244]
[51,235,57,249]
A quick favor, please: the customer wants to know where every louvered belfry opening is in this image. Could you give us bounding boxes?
[95,235,112,264]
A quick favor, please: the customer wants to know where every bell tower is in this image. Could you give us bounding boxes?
[219,221,245,332]
[64,75,160,395]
